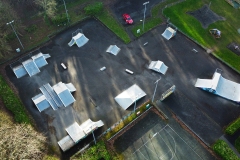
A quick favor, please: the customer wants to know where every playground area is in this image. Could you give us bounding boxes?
[112,108,216,160]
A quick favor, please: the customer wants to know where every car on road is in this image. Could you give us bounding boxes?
[123,13,133,24]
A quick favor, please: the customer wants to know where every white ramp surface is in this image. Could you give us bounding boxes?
[162,27,176,40]
[22,59,40,77]
[32,94,50,112]
[59,119,104,151]
[195,72,240,103]
[106,45,121,56]
[115,84,147,110]
[68,33,89,48]
[148,60,168,75]
[13,65,28,78]
[58,135,75,152]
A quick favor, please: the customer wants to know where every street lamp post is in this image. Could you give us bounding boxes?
[62,0,70,23]
[142,1,149,32]
[152,77,161,103]
[6,20,24,49]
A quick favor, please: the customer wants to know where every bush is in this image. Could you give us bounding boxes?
[0,75,31,124]
[84,2,103,16]
[235,137,240,153]
[52,14,68,25]
[73,140,111,160]
[225,117,240,135]
[212,140,240,160]
[25,25,37,33]
[5,32,16,41]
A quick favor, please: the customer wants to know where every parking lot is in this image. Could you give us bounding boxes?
[6,17,240,157]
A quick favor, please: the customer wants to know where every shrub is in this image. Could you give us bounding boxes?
[25,25,37,33]
[225,117,240,135]
[212,140,240,160]
[73,140,111,160]
[235,137,240,153]
[84,2,103,16]
[52,14,68,25]
[0,75,31,124]
[5,32,16,41]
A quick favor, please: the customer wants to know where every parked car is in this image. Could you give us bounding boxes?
[122,13,133,24]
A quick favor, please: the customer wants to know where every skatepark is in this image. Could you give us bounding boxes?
[5,17,240,158]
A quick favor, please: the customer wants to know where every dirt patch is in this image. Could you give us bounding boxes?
[187,4,225,29]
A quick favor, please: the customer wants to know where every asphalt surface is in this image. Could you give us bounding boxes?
[5,17,240,158]
[114,109,216,160]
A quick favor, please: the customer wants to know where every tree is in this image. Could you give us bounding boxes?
[35,0,57,19]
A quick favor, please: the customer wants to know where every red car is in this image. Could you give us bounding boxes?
[123,13,133,24]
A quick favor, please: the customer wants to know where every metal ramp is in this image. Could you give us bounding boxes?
[13,65,28,78]
[32,53,48,68]
[106,45,121,56]
[162,27,176,40]
[39,85,59,110]
[68,33,89,48]
[32,93,50,112]
[58,119,104,152]
[22,59,40,77]
[11,52,50,78]
[148,60,168,75]
[68,39,75,47]
[75,35,89,47]
[53,82,75,107]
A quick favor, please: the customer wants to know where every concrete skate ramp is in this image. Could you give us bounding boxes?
[162,27,176,40]
[68,33,89,48]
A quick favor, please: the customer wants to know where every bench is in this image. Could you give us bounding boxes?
[61,63,67,69]
[125,69,134,74]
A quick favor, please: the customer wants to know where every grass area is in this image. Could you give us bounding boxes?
[131,0,178,37]
[95,9,131,43]
[225,117,240,135]
[0,75,31,124]
[212,140,240,160]
[236,137,240,153]
[163,0,240,72]
[71,140,111,160]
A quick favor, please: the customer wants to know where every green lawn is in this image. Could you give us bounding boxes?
[0,75,31,124]
[163,0,240,72]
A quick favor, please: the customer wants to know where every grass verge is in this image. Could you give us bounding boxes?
[163,0,240,72]
[0,75,31,124]
[225,117,240,135]
[131,0,178,37]
[212,140,240,160]
[95,9,131,43]
[236,137,240,153]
